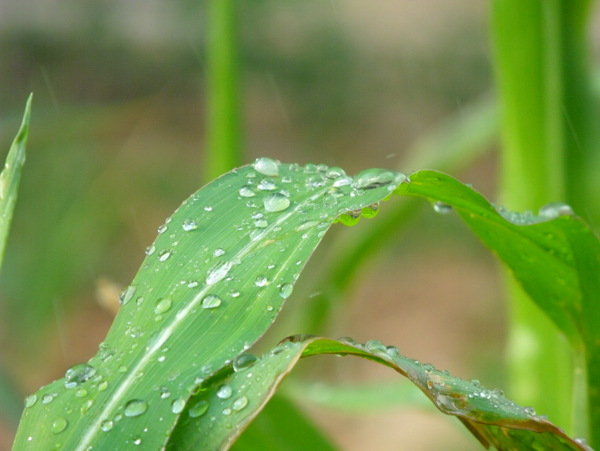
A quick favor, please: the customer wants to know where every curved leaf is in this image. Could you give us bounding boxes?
[168,336,591,450]
[14,160,405,450]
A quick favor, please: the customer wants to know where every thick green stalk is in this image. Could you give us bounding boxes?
[491,0,595,439]
[203,0,242,183]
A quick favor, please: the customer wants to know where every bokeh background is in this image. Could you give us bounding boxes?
[1,1,599,450]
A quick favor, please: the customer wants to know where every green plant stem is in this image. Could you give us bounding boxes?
[204,0,241,183]
[491,0,595,438]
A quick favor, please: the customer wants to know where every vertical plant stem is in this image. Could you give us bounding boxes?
[204,0,242,183]
[491,0,595,437]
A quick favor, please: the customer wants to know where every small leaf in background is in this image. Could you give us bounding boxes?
[169,335,591,450]
[13,159,406,450]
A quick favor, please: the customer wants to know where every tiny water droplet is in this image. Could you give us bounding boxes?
[217,385,233,399]
[119,285,137,305]
[154,298,172,315]
[433,202,452,214]
[75,389,88,398]
[133,437,142,445]
[204,205,213,212]
[352,168,406,190]
[188,400,209,418]
[80,399,94,413]
[158,250,172,262]
[538,202,574,220]
[100,420,113,432]
[365,339,387,353]
[182,219,199,231]
[124,399,148,417]
[213,248,225,257]
[145,245,156,255]
[257,179,276,191]
[232,396,249,412]
[202,295,222,309]
[279,284,293,299]
[98,381,109,391]
[255,275,268,287]
[253,157,279,177]
[42,394,55,404]
[51,417,68,434]
[524,406,536,416]
[171,398,186,414]
[233,354,258,372]
[206,261,232,285]
[157,224,168,234]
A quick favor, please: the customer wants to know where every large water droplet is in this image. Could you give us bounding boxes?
[233,354,258,372]
[154,298,172,315]
[352,169,406,190]
[100,419,114,432]
[232,396,249,412]
[119,285,137,306]
[65,364,97,389]
[202,295,222,309]
[124,399,148,417]
[433,202,452,214]
[279,284,293,299]
[253,157,279,177]
[158,250,172,262]
[217,385,233,399]
[182,219,199,231]
[206,261,232,285]
[171,398,186,414]
[51,417,68,434]
[188,400,209,418]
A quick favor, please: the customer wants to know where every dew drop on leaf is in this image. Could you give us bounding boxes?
[257,179,276,191]
[206,261,232,285]
[216,385,233,399]
[279,283,293,299]
[254,275,268,287]
[171,398,186,414]
[202,295,222,309]
[188,400,209,418]
[433,202,452,214]
[124,399,148,417]
[65,364,97,389]
[253,157,279,177]
[232,396,249,412]
[538,202,574,220]
[24,394,37,408]
[239,186,256,198]
[182,219,199,231]
[154,298,172,315]
[100,420,113,432]
[233,354,258,372]
[158,250,172,262]
[119,285,137,305]
[352,168,406,190]
[51,417,68,434]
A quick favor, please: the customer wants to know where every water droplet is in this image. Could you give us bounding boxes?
[100,420,113,432]
[157,224,168,234]
[206,261,232,285]
[51,417,68,434]
[257,179,276,191]
[524,406,536,416]
[124,399,148,417]
[253,157,279,176]
[213,248,225,257]
[326,167,346,179]
[75,389,88,398]
[80,399,94,414]
[255,275,268,287]
[188,400,209,418]
[239,186,256,197]
[365,339,387,353]
[352,169,406,190]
[154,298,172,315]
[333,176,352,187]
[119,285,137,305]
[133,437,142,445]
[171,398,186,414]
[182,219,199,231]
[222,408,232,416]
[202,295,222,309]
[279,284,293,299]
[538,202,574,220]
[98,381,109,391]
[232,396,249,412]
[433,202,452,214]
[233,354,258,372]
[254,219,268,228]
[158,250,172,262]
[145,245,156,256]
[160,387,171,399]
[24,394,37,408]
[65,364,97,389]
[217,385,233,399]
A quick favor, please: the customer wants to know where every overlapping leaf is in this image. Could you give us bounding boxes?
[13,160,405,450]
[167,336,591,450]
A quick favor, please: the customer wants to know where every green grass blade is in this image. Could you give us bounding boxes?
[13,160,405,450]
[169,336,591,450]
[0,95,32,272]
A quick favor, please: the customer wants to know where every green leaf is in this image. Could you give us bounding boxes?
[0,94,32,272]
[168,336,591,450]
[14,160,405,450]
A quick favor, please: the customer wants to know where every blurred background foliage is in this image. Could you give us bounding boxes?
[1,1,598,450]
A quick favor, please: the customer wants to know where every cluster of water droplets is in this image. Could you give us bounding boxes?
[496,202,574,225]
